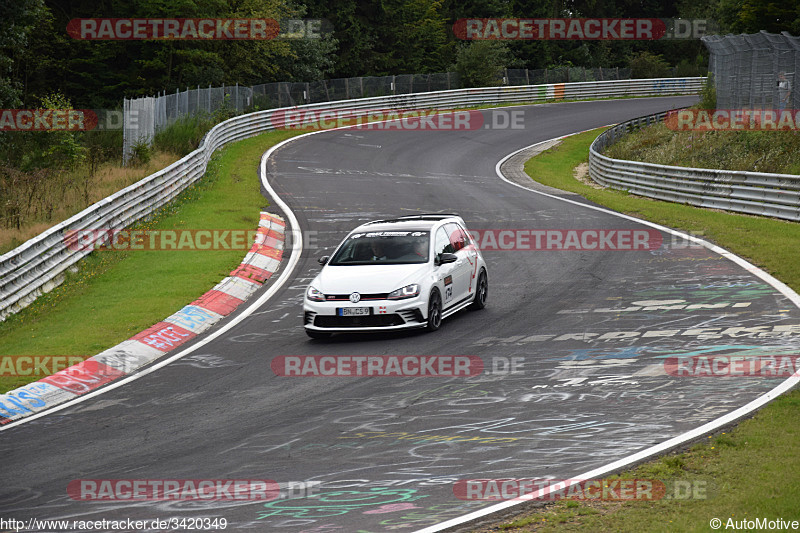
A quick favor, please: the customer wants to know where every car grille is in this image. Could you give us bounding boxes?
[324,293,389,301]
[314,314,405,328]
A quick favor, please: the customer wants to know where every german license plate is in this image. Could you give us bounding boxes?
[339,307,370,316]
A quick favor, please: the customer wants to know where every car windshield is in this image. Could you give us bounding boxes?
[328,231,430,265]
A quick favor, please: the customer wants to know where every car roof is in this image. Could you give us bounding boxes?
[351,213,463,233]
[352,214,464,234]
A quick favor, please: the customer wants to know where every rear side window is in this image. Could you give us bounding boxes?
[445,222,471,252]
[434,227,453,257]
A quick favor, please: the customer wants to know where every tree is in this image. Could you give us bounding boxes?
[20,0,335,107]
[0,0,49,108]
[718,0,800,34]
[388,0,454,73]
[303,0,382,77]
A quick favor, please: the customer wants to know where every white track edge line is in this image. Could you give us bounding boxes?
[0,107,508,431]
[0,136,307,431]
[0,105,504,430]
[7,100,775,530]
[412,129,800,533]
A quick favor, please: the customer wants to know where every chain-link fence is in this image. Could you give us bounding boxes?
[504,67,632,85]
[703,31,800,110]
[123,84,254,160]
[123,67,639,164]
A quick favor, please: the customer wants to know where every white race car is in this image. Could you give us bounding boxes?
[303,214,488,338]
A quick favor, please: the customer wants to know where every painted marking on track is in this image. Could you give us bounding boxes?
[0,108,480,430]
[8,101,798,533]
[0,136,305,430]
[411,117,800,533]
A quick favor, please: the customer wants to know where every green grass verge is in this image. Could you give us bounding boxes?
[0,129,301,394]
[524,129,800,289]
[604,123,800,175]
[482,129,800,532]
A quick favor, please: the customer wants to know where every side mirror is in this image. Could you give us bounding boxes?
[438,253,458,265]
[318,256,329,265]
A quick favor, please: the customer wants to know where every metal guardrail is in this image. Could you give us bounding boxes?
[589,110,800,221]
[123,66,641,163]
[0,77,704,320]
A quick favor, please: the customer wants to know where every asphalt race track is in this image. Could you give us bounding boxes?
[4,96,800,532]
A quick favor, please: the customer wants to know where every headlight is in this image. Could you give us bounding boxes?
[388,283,420,300]
[306,286,325,301]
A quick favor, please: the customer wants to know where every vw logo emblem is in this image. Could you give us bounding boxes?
[349,292,361,303]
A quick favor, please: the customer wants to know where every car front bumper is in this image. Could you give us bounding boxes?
[303,297,427,332]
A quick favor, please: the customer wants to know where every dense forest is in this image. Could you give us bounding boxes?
[2,0,798,110]
[0,0,797,239]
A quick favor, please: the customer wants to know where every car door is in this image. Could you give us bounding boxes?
[433,226,459,308]
[444,222,477,304]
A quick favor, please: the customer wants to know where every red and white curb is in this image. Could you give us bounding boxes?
[0,213,285,424]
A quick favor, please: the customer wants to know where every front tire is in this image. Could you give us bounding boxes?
[306,329,332,340]
[471,269,488,310]
[426,290,443,332]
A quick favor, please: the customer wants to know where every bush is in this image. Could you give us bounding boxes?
[129,139,152,167]
[629,51,671,79]
[212,94,237,123]
[452,41,512,88]
[699,77,717,109]
[82,127,124,163]
[152,114,216,156]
